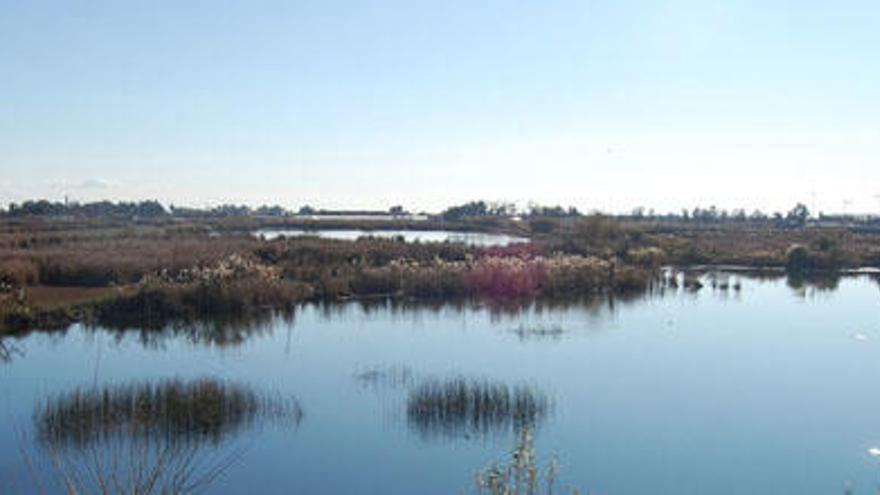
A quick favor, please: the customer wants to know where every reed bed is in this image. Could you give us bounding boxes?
[21,214,879,334]
[29,378,301,495]
[91,254,312,329]
[407,378,549,440]
[353,254,653,300]
[36,379,302,449]
[2,231,659,333]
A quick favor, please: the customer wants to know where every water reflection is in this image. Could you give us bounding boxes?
[508,324,566,342]
[31,379,302,494]
[671,268,869,298]
[255,228,529,246]
[354,365,415,391]
[786,271,842,293]
[5,272,875,364]
[407,378,549,441]
[320,292,648,322]
[90,308,296,348]
[0,337,22,362]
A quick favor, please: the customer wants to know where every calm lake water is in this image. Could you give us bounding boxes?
[254,229,529,246]
[2,274,880,494]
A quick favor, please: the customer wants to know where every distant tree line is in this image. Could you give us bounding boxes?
[1,200,411,219]
[526,204,581,218]
[437,200,880,229]
[5,200,168,218]
[439,201,581,221]
[623,203,814,228]
[5,199,880,229]
[440,201,513,221]
[296,205,410,216]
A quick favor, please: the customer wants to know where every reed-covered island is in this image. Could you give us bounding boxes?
[3,200,879,335]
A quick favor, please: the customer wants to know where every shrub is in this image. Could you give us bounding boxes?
[0,257,39,287]
[785,243,845,273]
[93,255,312,328]
[468,257,544,298]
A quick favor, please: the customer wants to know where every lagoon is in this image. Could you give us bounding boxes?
[254,228,529,246]
[2,274,880,494]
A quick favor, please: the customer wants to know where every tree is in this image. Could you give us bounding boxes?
[441,201,489,221]
[786,203,810,227]
[749,209,768,222]
[527,204,581,218]
[255,205,287,217]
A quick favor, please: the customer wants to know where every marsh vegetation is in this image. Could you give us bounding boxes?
[474,428,581,495]
[406,378,549,440]
[36,379,302,448]
[24,379,302,495]
[3,209,880,337]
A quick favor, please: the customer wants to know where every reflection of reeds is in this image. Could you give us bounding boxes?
[787,271,841,292]
[509,325,566,341]
[354,365,414,391]
[91,309,294,348]
[333,292,646,322]
[407,378,548,440]
[36,379,302,449]
[0,337,20,362]
[29,379,303,495]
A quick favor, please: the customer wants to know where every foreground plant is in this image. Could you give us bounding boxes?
[474,428,582,495]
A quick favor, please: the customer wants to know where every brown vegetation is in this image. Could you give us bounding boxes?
[29,378,302,495]
[37,379,302,448]
[4,215,880,335]
[407,378,549,440]
[530,215,880,270]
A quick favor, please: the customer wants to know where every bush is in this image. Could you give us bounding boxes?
[94,255,313,328]
[785,243,845,273]
[468,257,544,298]
[0,257,39,287]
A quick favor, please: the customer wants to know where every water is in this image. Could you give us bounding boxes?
[2,275,880,494]
[254,228,529,246]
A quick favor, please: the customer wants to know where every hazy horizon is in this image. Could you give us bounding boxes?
[0,195,867,218]
[3,1,879,214]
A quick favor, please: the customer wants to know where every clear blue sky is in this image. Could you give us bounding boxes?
[2,1,879,214]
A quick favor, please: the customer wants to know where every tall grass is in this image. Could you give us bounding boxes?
[2,246,658,335]
[91,254,311,329]
[0,231,258,288]
[37,379,301,448]
[24,216,864,335]
[29,378,302,495]
[351,254,653,301]
[407,378,549,440]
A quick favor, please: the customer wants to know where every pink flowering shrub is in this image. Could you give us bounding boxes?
[467,256,545,298]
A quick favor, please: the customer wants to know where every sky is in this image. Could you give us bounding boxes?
[1,0,879,214]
